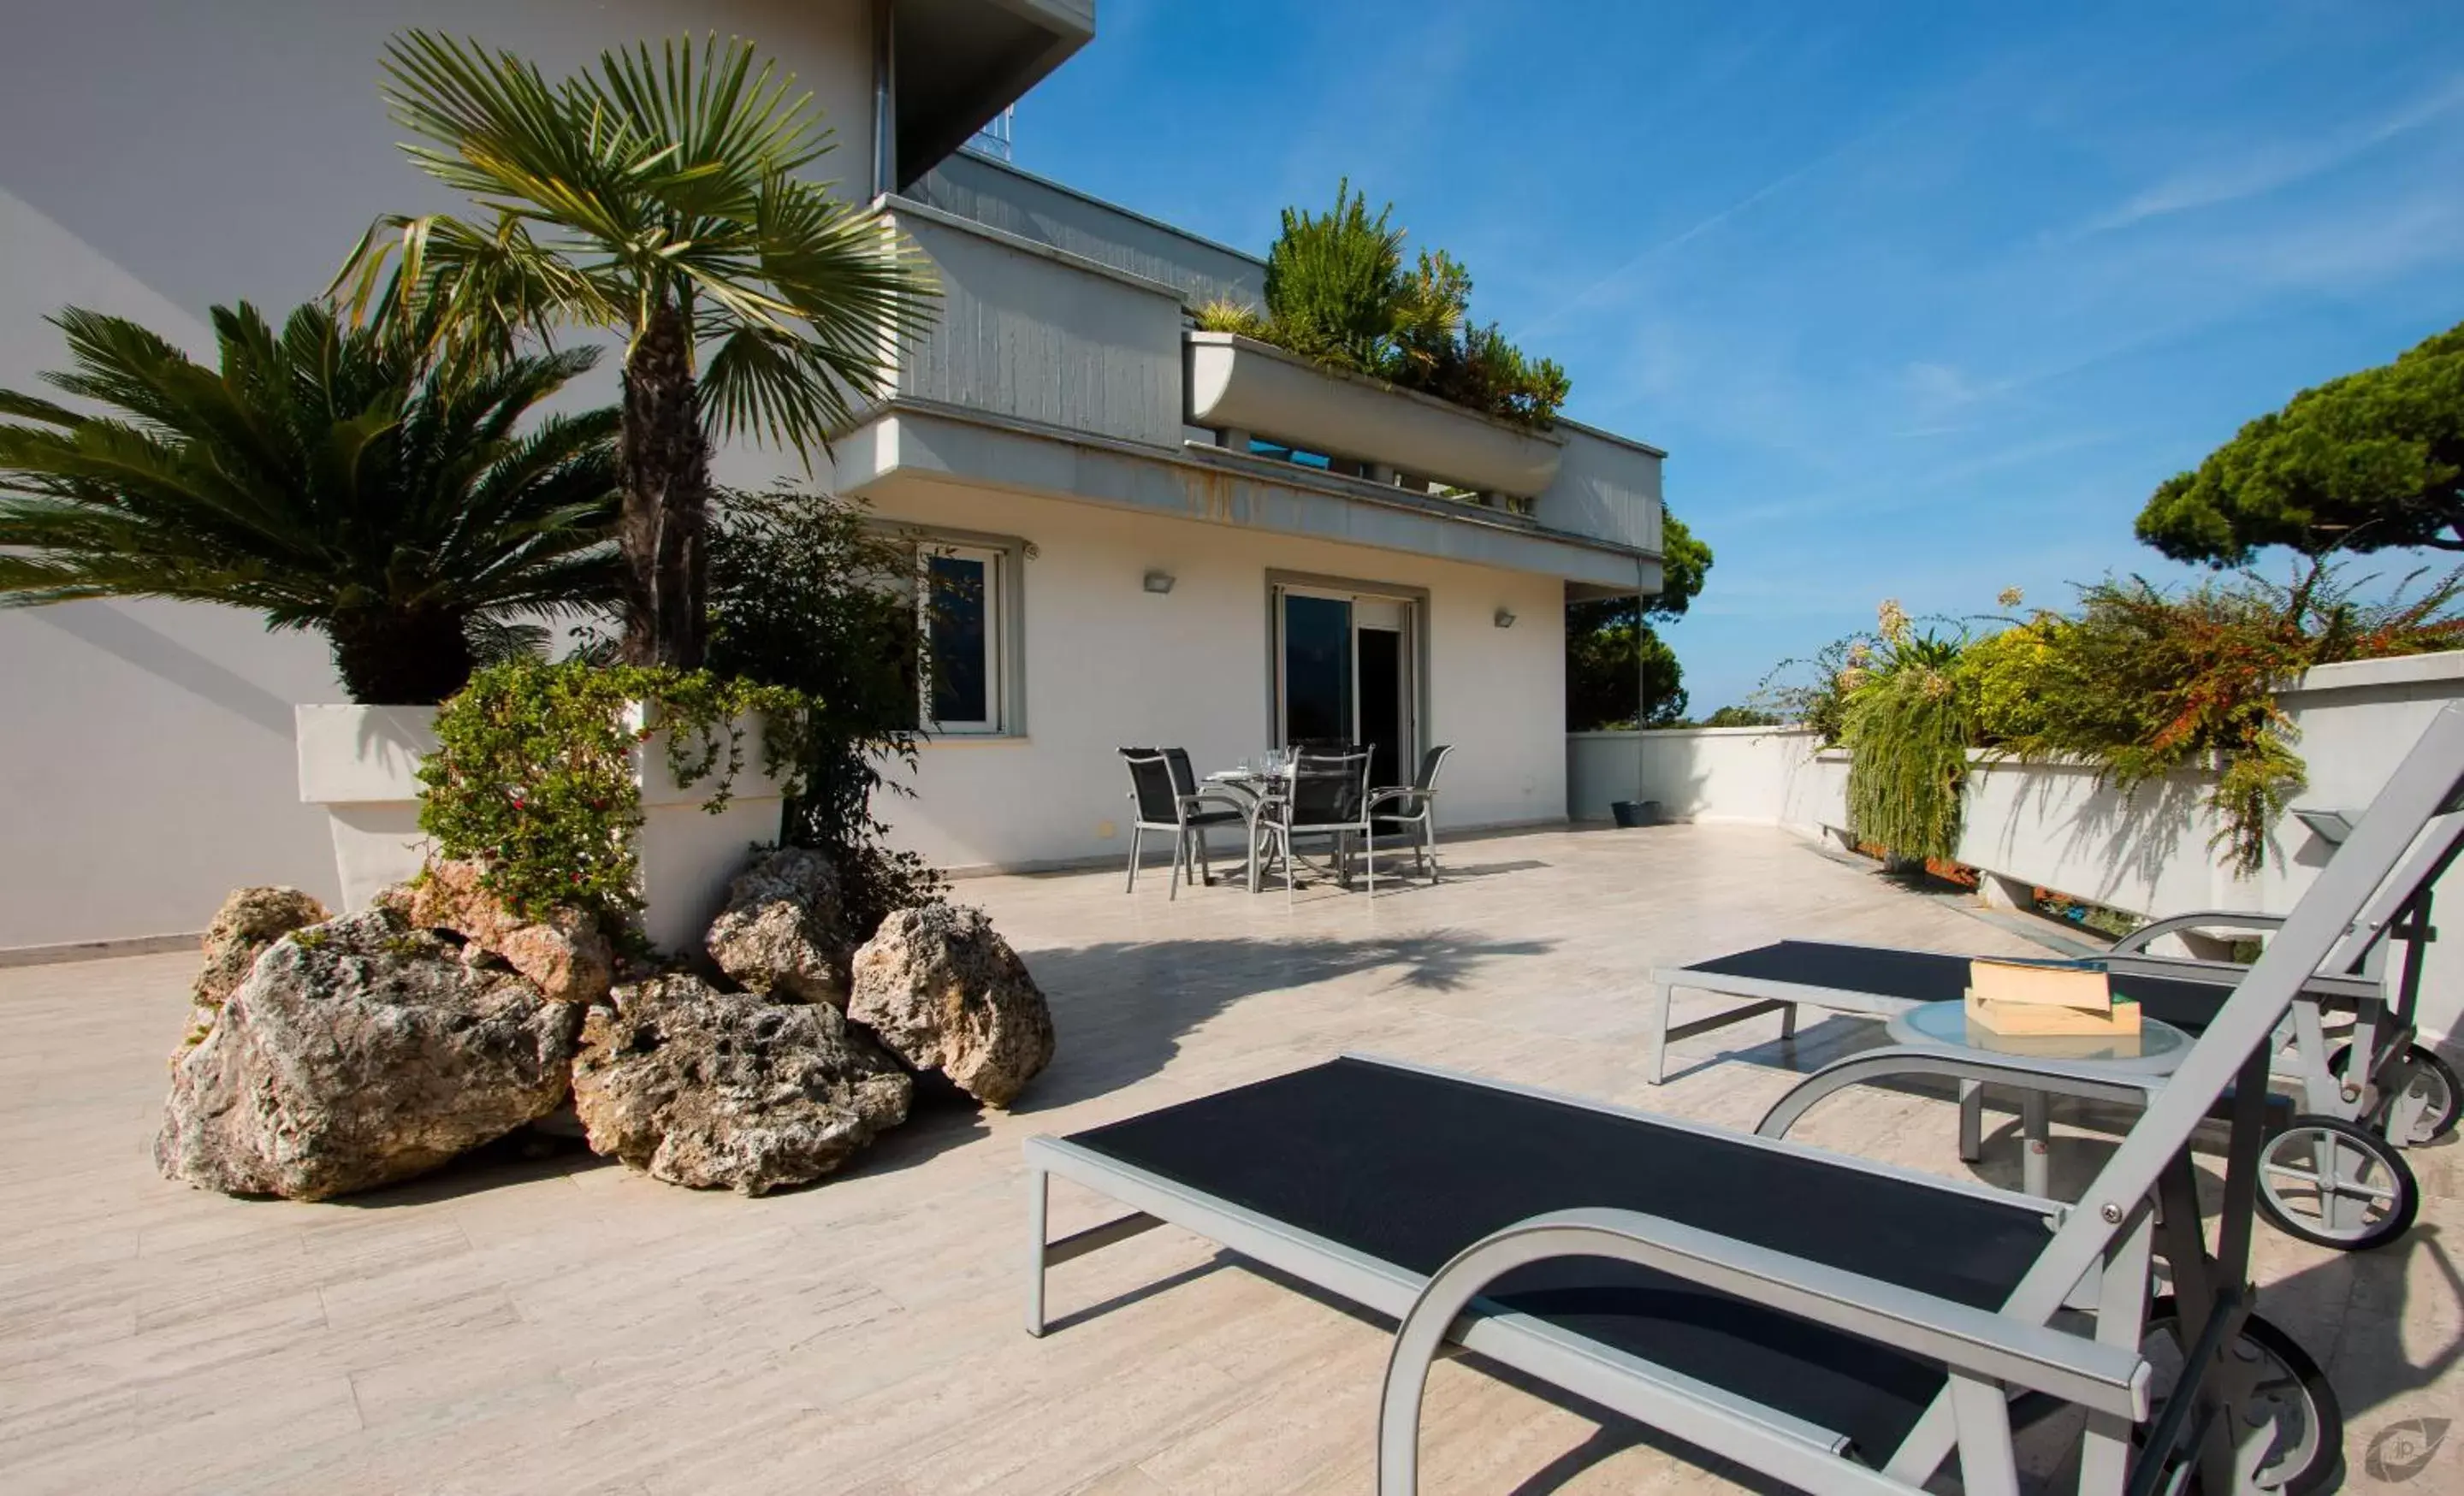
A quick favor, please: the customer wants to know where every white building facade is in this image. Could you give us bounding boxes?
[0,0,1666,950]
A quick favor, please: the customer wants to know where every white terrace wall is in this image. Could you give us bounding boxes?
[1567,652,2464,1041]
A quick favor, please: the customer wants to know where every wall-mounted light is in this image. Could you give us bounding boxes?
[1143,570,1176,594]
[1493,607,1517,629]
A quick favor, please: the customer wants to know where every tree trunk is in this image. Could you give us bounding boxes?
[619,303,713,669]
[328,608,477,705]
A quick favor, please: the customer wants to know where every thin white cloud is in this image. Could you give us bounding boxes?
[2082,72,2464,234]
[1522,153,1833,338]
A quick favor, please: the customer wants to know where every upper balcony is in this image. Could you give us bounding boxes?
[887,1,1093,190]
[840,154,1665,597]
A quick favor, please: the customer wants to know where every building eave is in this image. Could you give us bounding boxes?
[836,399,1662,594]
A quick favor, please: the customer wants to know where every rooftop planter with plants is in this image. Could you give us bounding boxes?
[1188,182,1573,500]
[1759,566,2464,878]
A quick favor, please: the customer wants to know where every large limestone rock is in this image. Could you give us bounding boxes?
[399,858,612,1005]
[157,908,583,1200]
[571,975,911,1196]
[186,886,331,1046]
[848,904,1054,1108]
[705,846,856,1005]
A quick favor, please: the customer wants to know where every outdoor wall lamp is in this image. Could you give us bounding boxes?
[1143,570,1176,594]
[1493,607,1516,629]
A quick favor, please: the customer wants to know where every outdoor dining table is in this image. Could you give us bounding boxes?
[1201,766,1284,891]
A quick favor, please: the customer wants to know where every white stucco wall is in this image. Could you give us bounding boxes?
[867,481,1570,872]
[1568,725,1833,831]
[0,0,875,950]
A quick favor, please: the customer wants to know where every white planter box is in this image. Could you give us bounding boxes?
[296,704,439,914]
[1184,331,1564,498]
[296,702,787,955]
[628,707,790,956]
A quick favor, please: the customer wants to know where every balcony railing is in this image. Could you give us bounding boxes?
[962,107,1015,163]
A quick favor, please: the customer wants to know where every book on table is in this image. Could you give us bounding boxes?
[1964,958,2142,1037]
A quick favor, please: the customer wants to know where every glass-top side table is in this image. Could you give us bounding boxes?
[1885,998,2194,1196]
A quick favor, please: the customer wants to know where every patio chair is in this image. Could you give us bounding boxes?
[1119,748,1251,900]
[1645,807,2464,1251]
[1366,743,1454,885]
[1024,701,2464,1496]
[1254,748,1373,906]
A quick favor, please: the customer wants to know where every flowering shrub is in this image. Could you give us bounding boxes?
[417,661,810,926]
[1840,603,1975,863]
[1760,563,2464,877]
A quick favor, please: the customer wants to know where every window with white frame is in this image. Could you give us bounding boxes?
[917,541,1008,734]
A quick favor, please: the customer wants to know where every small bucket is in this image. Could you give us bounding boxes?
[1611,800,1661,828]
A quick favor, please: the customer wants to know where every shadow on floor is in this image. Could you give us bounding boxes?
[1012,927,1557,1113]
[836,1070,992,1182]
[329,1126,616,1208]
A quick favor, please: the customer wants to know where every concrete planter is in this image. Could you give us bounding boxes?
[296,704,439,914]
[296,702,787,955]
[627,706,790,955]
[1184,331,1564,499]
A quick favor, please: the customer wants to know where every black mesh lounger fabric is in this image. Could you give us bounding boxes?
[1686,939,2232,1034]
[1067,1057,2058,1465]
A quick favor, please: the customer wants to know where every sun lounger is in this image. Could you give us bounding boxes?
[1644,814,2463,1251]
[1022,701,2464,1495]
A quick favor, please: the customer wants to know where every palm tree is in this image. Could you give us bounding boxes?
[0,302,621,704]
[335,31,937,670]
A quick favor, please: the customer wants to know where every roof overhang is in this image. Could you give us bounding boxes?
[894,0,1093,187]
[835,400,1662,594]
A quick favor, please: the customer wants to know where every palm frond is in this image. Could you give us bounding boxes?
[0,298,622,700]
[364,25,936,423]
[698,316,855,454]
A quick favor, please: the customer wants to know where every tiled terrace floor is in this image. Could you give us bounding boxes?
[3,824,2458,1494]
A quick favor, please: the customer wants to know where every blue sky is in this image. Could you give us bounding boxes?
[1002,1,2464,712]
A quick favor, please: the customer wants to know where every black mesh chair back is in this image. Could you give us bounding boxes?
[1372,744,1450,818]
[1121,749,1181,825]
[1287,750,1370,829]
[1163,747,1201,797]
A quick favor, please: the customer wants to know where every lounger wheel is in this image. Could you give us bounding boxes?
[2328,1041,2461,1144]
[2254,1115,2419,1251]
[2135,1298,2342,1495]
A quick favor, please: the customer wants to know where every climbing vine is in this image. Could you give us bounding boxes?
[418,661,811,925]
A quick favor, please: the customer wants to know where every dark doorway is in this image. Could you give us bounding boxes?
[1281,594,1353,746]
[1357,626,1402,791]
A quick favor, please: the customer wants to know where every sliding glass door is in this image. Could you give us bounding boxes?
[1274,583,1417,791]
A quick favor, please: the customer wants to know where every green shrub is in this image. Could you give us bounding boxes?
[1193,299,1273,340]
[1701,705,1782,728]
[418,660,808,929]
[1959,623,2061,744]
[704,486,947,935]
[1248,183,1568,429]
[1840,609,1974,863]
[1263,180,1406,373]
[1751,635,1859,744]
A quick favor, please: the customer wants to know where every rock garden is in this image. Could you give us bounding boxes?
[159,845,1053,1201]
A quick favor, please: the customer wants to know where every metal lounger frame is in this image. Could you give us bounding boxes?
[1640,812,2463,1134]
[1027,1052,2143,1496]
[1023,702,2464,1496]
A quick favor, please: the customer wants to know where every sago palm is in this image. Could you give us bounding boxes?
[0,302,621,704]
[335,30,938,669]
